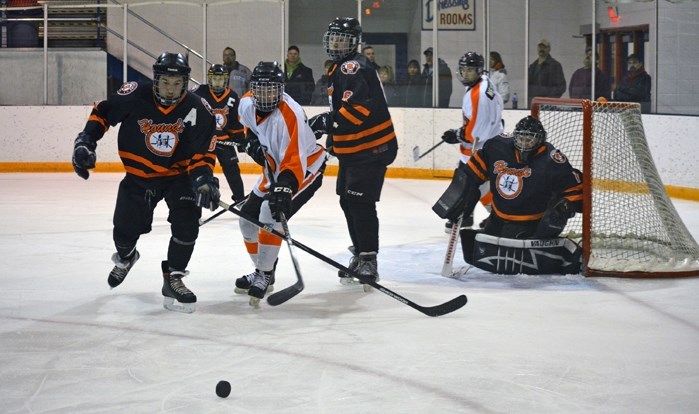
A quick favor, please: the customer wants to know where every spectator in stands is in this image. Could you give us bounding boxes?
[310,59,334,106]
[222,47,252,97]
[283,45,314,105]
[397,59,429,108]
[613,53,651,113]
[527,38,566,107]
[378,65,397,105]
[362,45,380,71]
[489,51,510,104]
[569,47,611,101]
[423,47,453,108]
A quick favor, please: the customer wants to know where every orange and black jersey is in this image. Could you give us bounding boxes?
[328,53,397,165]
[466,136,583,222]
[83,81,216,183]
[190,84,244,142]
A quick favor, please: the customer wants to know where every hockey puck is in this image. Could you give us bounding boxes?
[216,380,231,398]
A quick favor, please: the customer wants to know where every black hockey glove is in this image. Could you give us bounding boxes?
[325,135,335,156]
[308,111,333,140]
[268,183,293,222]
[192,174,221,211]
[72,131,97,180]
[535,198,574,238]
[244,132,266,166]
[441,127,465,144]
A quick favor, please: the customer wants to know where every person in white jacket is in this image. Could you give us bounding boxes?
[439,51,504,232]
[489,51,510,104]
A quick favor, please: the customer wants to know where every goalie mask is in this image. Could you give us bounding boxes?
[250,61,285,112]
[457,51,485,87]
[513,116,547,162]
[152,52,191,106]
[323,17,361,62]
[207,64,229,95]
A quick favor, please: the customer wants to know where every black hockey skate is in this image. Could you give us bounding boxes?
[108,250,140,288]
[356,251,380,293]
[161,261,196,313]
[235,259,275,295]
[338,246,360,286]
[248,270,274,307]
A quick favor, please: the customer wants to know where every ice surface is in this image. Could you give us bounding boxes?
[1,173,698,413]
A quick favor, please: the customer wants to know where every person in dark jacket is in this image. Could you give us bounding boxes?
[423,47,453,108]
[284,45,314,105]
[310,59,333,106]
[568,48,611,101]
[613,53,651,113]
[527,38,566,107]
[397,59,429,107]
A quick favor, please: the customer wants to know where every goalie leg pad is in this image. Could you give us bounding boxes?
[469,233,582,275]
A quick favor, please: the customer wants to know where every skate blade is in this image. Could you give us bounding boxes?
[363,284,374,293]
[339,277,360,286]
[249,296,261,307]
[163,296,195,313]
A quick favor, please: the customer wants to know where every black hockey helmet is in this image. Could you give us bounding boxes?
[250,61,285,112]
[152,52,191,106]
[323,17,362,62]
[207,64,229,94]
[457,51,485,86]
[513,116,547,162]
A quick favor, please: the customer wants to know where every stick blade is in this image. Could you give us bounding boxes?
[412,145,420,162]
[266,281,304,306]
[417,294,468,317]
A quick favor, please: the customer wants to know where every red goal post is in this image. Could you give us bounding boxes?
[531,98,699,277]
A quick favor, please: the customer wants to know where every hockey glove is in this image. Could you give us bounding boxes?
[192,174,221,211]
[268,184,293,221]
[244,133,266,166]
[72,131,97,180]
[308,111,333,140]
[535,198,574,238]
[441,127,465,145]
[325,135,335,156]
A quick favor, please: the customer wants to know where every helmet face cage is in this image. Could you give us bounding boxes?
[250,62,285,112]
[457,52,484,86]
[153,52,191,106]
[207,64,229,94]
[323,18,361,62]
[513,116,547,160]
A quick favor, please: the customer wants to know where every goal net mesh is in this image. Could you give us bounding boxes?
[533,99,699,277]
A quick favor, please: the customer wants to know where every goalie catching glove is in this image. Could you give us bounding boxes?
[72,131,97,180]
[191,174,220,211]
[535,198,574,238]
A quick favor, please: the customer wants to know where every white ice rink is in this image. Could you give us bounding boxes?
[2,173,699,413]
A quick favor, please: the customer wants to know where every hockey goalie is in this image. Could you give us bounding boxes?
[433,115,583,275]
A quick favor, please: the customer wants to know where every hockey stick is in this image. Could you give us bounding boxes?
[412,140,446,161]
[441,215,463,277]
[219,201,467,317]
[266,212,305,306]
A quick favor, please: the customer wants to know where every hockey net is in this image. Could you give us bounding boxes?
[531,98,699,277]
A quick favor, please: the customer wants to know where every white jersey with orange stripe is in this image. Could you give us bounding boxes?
[459,74,504,165]
[238,92,327,197]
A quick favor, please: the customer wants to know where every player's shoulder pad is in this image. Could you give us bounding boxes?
[340,60,361,75]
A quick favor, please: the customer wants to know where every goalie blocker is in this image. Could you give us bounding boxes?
[461,229,582,275]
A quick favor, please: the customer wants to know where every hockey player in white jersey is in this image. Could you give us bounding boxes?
[234,62,328,307]
[440,51,504,232]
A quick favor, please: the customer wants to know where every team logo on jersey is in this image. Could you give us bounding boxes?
[341,60,360,75]
[493,160,532,199]
[485,82,496,99]
[342,90,353,102]
[117,81,138,95]
[550,149,567,164]
[138,118,185,156]
[211,106,230,131]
